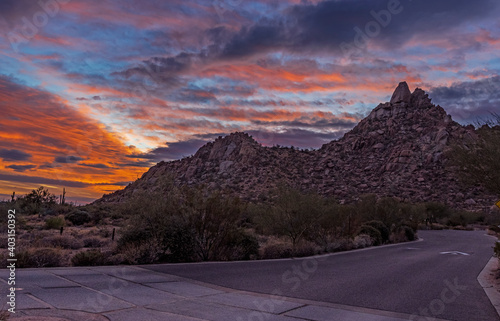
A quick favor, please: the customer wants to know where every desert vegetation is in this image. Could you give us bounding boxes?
[450,114,500,196]
[1,180,497,268]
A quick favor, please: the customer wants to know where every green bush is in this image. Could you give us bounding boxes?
[364,220,390,244]
[447,210,482,227]
[425,202,451,224]
[45,216,66,229]
[65,210,91,225]
[403,226,416,241]
[71,249,106,266]
[358,225,382,245]
[118,215,197,264]
[230,232,260,260]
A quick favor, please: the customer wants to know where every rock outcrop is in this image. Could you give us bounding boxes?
[390,81,412,104]
[98,83,496,210]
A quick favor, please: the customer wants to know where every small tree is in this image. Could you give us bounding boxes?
[269,185,325,248]
[19,186,57,215]
[183,187,246,261]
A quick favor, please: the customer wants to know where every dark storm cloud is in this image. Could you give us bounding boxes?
[78,163,110,169]
[430,76,500,124]
[0,149,32,161]
[116,0,500,90]
[0,173,88,188]
[128,138,208,162]
[116,52,196,89]
[6,164,36,172]
[54,155,85,164]
[430,76,500,101]
[220,0,499,58]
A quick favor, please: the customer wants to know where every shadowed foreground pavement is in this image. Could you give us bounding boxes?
[0,230,498,321]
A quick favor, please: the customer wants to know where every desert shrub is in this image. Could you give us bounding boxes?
[447,210,482,227]
[71,249,106,266]
[161,217,197,263]
[402,226,416,241]
[231,232,260,260]
[450,120,500,195]
[17,186,57,215]
[106,253,126,265]
[118,215,196,263]
[118,241,166,265]
[391,225,416,243]
[267,186,328,247]
[425,202,452,224]
[494,241,500,258]
[358,225,382,245]
[326,238,354,252]
[429,223,447,230]
[364,220,390,244]
[83,237,108,248]
[40,235,83,249]
[184,188,249,261]
[117,228,150,248]
[374,197,402,228]
[16,248,65,268]
[97,227,113,238]
[292,241,318,257]
[44,216,66,229]
[41,207,56,216]
[65,210,91,226]
[489,225,500,234]
[262,243,293,259]
[119,243,144,264]
[353,234,373,248]
[356,194,378,222]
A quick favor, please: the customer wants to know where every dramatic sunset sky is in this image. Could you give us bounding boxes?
[0,0,499,203]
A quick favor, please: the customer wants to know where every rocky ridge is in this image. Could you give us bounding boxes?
[99,82,495,209]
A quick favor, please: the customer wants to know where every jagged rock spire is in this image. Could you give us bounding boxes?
[390,81,411,104]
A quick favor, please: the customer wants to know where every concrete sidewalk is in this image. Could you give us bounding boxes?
[1,265,449,321]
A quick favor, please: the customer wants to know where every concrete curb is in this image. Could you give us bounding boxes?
[477,256,500,319]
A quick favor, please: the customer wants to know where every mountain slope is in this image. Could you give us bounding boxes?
[98,82,495,209]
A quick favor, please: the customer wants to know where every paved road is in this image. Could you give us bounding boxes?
[145,230,499,321]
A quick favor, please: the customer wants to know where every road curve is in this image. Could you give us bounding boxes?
[144,230,499,321]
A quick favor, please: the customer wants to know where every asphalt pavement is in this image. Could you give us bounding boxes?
[1,229,498,321]
[145,230,500,321]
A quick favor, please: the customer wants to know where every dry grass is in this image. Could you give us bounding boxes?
[0,215,118,268]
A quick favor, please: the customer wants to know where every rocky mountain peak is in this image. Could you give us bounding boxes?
[390,81,412,104]
[366,83,441,122]
[98,82,495,210]
[194,132,260,162]
[410,87,433,108]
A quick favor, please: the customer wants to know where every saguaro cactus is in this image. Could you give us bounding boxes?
[60,188,66,205]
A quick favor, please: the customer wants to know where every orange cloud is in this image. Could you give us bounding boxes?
[0,76,149,202]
